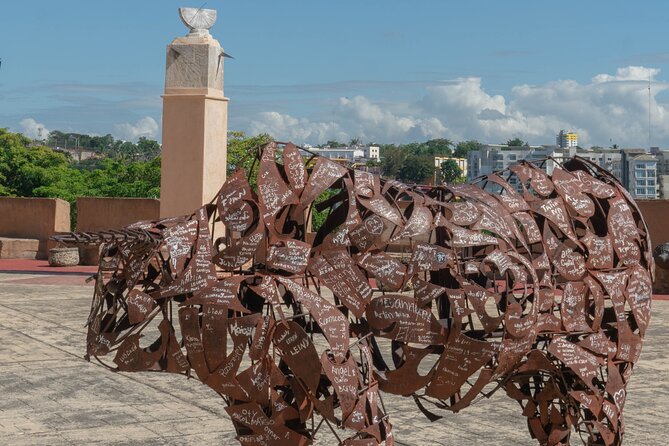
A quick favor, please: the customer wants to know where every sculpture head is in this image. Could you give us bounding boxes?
[653,242,669,270]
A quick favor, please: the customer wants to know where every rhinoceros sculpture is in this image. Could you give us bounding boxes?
[55,141,654,446]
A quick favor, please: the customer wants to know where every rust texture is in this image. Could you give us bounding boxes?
[54,142,654,446]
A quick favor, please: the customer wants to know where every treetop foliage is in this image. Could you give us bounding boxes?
[2,127,484,227]
[454,140,484,158]
[45,130,160,161]
[506,137,529,147]
[379,138,466,184]
[1,128,161,227]
[440,158,463,184]
[0,128,276,228]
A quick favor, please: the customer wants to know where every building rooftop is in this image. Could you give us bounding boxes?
[631,154,658,161]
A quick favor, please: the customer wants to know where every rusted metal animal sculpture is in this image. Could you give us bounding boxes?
[55,141,654,446]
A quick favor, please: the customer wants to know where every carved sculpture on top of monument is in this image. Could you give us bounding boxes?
[179,7,217,36]
[165,8,225,91]
[54,140,654,446]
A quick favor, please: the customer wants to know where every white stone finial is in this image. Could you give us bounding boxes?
[179,7,217,36]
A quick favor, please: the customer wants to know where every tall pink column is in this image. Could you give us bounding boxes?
[160,9,228,217]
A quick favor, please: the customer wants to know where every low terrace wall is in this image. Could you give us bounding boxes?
[76,197,160,264]
[0,197,70,259]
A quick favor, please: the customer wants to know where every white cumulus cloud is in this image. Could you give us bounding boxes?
[248,111,349,144]
[19,118,50,140]
[244,66,669,147]
[592,66,659,83]
[249,96,448,144]
[115,116,160,141]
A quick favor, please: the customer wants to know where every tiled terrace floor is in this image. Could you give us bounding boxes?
[1,269,667,445]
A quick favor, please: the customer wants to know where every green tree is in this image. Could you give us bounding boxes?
[1,129,163,228]
[89,134,115,151]
[419,138,453,156]
[45,130,68,148]
[380,146,407,178]
[0,130,73,197]
[320,140,344,148]
[135,137,161,161]
[440,159,463,184]
[454,140,483,158]
[108,140,138,160]
[227,131,274,179]
[506,137,528,147]
[398,154,433,183]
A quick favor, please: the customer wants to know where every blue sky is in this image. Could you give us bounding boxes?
[2,1,669,146]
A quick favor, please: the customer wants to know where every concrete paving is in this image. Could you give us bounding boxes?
[1,271,668,445]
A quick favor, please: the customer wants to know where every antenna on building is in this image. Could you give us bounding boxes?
[648,68,652,150]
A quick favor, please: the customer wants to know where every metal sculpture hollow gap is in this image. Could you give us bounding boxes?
[54,142,654,446]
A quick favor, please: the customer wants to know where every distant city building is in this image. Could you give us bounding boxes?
[467,143,666,200]
[302,145,380,163]
[659,174,669,199]
[467,144,568,181]
[556,130,578,148]
[366,145,380,161]
[652,146,669,177]
[619,148,650,199]
[625,153,658,199]
[466,144,624,184]
[306,139,668,200]
[53,146,99,162]
[571,147,622,180]
[650,147,669,199]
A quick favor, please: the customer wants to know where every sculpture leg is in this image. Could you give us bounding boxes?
[505,367,575,446]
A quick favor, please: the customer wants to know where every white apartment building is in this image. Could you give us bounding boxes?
[467,144,624,185]
[626,154,658,199]
[467,144,568,181]
[571,149,622,180]
[302,145,380,163]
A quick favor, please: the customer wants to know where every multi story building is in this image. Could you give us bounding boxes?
[571,148,622,180]
[652,147,669,176]
[620,148,648,197]
[625,154,658,199]
[302,145,380,163]
[556,130,578,148]
[366,145,380,161]
[467,144,623,184]
[467,141,665,200]
[467,144,570,181]
[659,175,669,199]
[651,147,669,199]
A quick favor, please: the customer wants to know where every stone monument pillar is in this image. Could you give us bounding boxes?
[160,8,228,217]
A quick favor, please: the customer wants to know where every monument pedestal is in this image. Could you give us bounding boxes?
[160,32,228,218]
